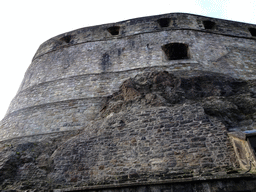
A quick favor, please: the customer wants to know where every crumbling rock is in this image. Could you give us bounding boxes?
[0,131,81,191]
[101,71,256,131]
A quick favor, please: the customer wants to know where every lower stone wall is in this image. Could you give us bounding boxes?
[0,104,240,191]
[49,104,237,188]
[53,176,256,192]
[0,130,82,191]
[2,70,256,191]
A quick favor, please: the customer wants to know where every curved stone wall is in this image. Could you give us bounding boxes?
[1,13,256,191]
[33,13,255,60]
[1,13,256,141]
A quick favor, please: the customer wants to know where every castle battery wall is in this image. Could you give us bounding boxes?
[1,13,256,141]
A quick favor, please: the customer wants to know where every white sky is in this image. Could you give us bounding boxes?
[1,0,256,121]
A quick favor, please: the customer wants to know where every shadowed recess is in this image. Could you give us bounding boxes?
[60,35,72,43]
[249,28,256,37]
[203,20,216,30]
[162,43,189,60]
[157,18,171,28]
[107,26,120,35]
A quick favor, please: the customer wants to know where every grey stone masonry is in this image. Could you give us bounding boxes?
[49,104,236,186]
[1,13,256,140]
[1,13,256,191]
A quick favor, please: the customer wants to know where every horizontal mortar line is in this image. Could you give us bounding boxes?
[32,27,256,62]
[17,61,199,95]
[4,96,109,120]
[5,65,224,118]
[0,129,83,144]
[52,174,256,192]
[6,62,202,117]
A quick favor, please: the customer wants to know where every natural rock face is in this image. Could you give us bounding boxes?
[0,131,81,190]
[102,71,256,131]
[1,13,256,191]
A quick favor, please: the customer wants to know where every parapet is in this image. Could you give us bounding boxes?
[34,13,256,60]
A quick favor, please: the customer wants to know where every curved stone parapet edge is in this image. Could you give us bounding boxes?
[33,13,256,61]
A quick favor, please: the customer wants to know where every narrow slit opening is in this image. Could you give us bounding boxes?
[157,18,171,28]
[203,20,216,30]
[107,26,120,36]
[162,43,189,60]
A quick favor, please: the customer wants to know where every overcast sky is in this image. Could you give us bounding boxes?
[1,0,256,121]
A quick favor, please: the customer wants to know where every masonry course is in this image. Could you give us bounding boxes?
[1,13,256,191]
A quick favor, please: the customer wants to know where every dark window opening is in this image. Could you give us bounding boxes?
[157,18,171,28]
[162,43,189,60]
[249,28,256,37]
[203,20,216,30]
[60,35,72,43]
[248,136,256,153]
[107,26,120,35]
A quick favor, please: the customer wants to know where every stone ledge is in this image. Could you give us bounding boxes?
[0,129,82,144]
[53,174,256,192]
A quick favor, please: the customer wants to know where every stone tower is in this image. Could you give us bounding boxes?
[1,13,256,191]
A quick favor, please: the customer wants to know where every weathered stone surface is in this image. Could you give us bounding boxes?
[1,13,256,191]
[1,71,256,191]
[2,13,256,140]
[102,71,256,131]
